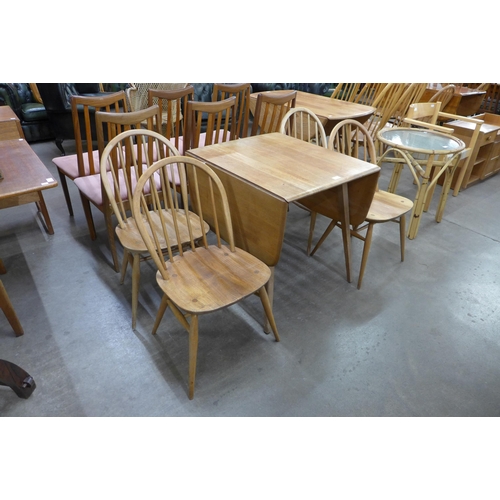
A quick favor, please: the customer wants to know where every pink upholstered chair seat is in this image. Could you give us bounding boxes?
[52,150,102,179]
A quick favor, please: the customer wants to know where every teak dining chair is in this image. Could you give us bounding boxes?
[73,104,161,272]
[147,85,195,153]
[51,91,128,218]
[100,129,209,329]
[304,119,413,289]
[0,259,24,336]
[251,90,297,136]
[212,83,251,139]
[184,96,237,153]
[132,155,280,399]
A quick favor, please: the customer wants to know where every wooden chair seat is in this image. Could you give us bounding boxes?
[366,190,413,222]
[52,149,101,179]
[158,246,272,314]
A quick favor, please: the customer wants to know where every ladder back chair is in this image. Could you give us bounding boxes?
[100,129,209,329]
[212,83,251,139]
[132,155,280,399]
[51,91,128,218]
[251,90,297,136]
[184,96,237,153]
[305,119,413,289]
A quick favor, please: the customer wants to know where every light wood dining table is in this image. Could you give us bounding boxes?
[187,133,380,330]
[249,90,376,134]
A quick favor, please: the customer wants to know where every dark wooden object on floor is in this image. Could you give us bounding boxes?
[0,359,36,399]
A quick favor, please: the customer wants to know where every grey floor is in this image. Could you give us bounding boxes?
[1,137,499,417]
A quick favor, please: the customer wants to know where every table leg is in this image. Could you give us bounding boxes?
[0,280,24,336]
[339,184,352,283]
[263,266,275,334]
[35,192,55,235]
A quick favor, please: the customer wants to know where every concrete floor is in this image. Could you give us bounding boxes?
[1,137,499,417]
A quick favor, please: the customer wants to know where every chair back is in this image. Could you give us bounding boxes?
[100,129,180,231]
[96,104,162,153]
[279,107,327,147]
[391,83,427,127]
[212,83,251,139]
[132,156,236,280]
[251,90,297,136]
[330,83,361,102]
[428,84,456,109]
[147,85,194,147]
[405,101,442,124]
[354,83,387,105]
[71,91,128,177]
[184,97,237,153]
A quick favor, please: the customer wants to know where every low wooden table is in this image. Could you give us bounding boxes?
[187,133,380,329]
[0,106,24,141]
[0,138,58,234]
[250,90,375,134]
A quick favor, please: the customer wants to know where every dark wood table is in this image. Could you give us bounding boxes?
[0,138,58,234]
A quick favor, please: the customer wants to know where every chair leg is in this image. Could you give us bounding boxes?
[188,314,199,400]
[152,294,169,335]
[79,193,97,240]
[104,207,119,272]
[131,254,140,330]
[0,281,24,336]
[399,215,406,262]
[357,223,374,290]
[310,219,337,257]
[57,170,74,216]
[307,211,317,256]
[120,249,131,284]
[259,286,280,342]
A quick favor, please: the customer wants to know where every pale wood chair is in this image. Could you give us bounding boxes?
[428,84,456,110]
[132,155,280,399]
[389,83,428,128]
[354,83,387,106]
[279,107,327,146]
[212,83,251,138]
[330,83,361,102]
[251,90,297,136]
[184,96,237,152]
[51,91,128,218]
[147,85,194,152]
[305,119,413,289]
[100,128,209,329]
[0,258,24,336]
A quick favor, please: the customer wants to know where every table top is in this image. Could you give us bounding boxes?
[378,127,466,155]
[0,139,58,199]
[187,133,380,202]
[249,90,375,123]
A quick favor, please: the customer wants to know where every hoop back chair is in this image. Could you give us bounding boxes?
[354,83,387,105]
[132,155,280,399]
[212,83,251,139]
[330,83,361,102]
[428,84,456,110]
[100,128,209,329]
[184,96,237,153]
[251,90,297,136]
[388,83,427,128]
[51,91,128,218]
[305,119,413,289]
[147,85,194,151]
[279,107,327,146]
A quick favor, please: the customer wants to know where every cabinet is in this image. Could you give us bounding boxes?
[446,113,500,191]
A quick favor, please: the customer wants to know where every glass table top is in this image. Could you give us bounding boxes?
[378,128,464,154]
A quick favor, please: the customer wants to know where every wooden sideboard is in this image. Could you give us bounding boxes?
[446,113,500,191]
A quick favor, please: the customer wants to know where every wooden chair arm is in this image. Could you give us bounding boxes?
[403,118,454,134]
